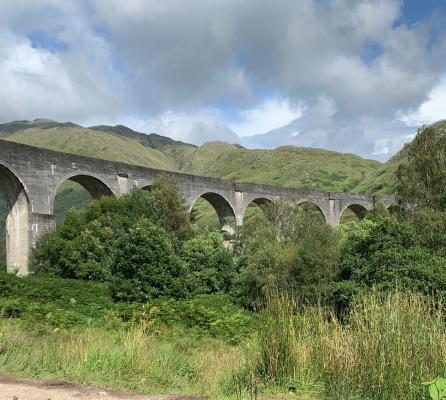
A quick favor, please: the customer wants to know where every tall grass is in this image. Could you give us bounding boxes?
[2,291,446,399]
[240,291,446,399]
[0,320,243,398]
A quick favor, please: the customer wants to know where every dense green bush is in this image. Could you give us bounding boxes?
[0,272,255,343]
[31,178,236,301]
[110,219,186,302]
[181,232,236,295]
[31,189,163,280]
[333,208,446,309]
[0,272,114,328]
[237,200,339,307]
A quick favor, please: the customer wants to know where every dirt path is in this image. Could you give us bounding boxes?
[0,374,205,400]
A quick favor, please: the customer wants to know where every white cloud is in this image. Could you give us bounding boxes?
[410,75,446,125]
[1,0,446,159]
[127,109,240,145]
[229,97,302,137]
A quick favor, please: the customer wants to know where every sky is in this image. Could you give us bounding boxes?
[1,0,446,161]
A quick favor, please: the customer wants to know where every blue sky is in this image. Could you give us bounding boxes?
[1,0,446,161]
[402,0,446,24]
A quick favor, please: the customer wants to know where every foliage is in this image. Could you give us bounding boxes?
[397,124,446,210]
[181,232,236,295]
[30,189,160,280]
[404,207,446,257]
[237,199,339,307]
[0,272,114,328]
[0,272,255,345]
[337,207,446,303]
[424,377,446,400]
[109,219,186,302]
[150,175,193,241]
[32,177,227,301]
[117,294,256,344]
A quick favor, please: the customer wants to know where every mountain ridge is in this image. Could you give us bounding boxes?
[0,119,395,194]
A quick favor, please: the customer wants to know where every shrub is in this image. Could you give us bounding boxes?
[110,219,186,302]
[181,232,236,295]
[338,209,446,300]
[0,272,114,328]
[237,199,340,307]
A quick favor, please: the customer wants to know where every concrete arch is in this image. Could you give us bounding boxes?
[242,197,273,223]
[296,199,328,223]
[189,192,236,226]
[0,162,31,274]
[297,199,328,222]
[51,172,115,212]
[339,203,370,224]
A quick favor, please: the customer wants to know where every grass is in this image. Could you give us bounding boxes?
[0,277,444,399]
[0,319,244,397]
[239,291,446,400]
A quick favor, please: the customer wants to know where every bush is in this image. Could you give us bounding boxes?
[236,199,340,307]
[338,209,446,300]
[117,294,256,344]
[0,272,114,328]
[181,232,236,295]
[110,219,186,302]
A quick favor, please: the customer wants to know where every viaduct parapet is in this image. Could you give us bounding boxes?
[0,139,395,274]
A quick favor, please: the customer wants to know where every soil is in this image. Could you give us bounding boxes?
[0,374,206,400]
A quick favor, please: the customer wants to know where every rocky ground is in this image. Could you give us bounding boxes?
[0,374,205,400]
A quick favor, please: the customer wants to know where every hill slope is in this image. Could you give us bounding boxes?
[180,142,382,192]
[353,120,446,194]
[0,119,384,192]
[0,120,176,171]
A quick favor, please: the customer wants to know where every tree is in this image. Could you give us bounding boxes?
[397,124,446,211]
[110,219,186,302]
[336,209,446,301]
[151,175,193,241]
[236,199,340,307]
[181,232,236,294]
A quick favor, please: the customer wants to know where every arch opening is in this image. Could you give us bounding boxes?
[0,164,30,274]
[243,198,272,224]
[339,204,368,225]
[190,192,236,231]
[53,175,114,223]
[297,201,327,223]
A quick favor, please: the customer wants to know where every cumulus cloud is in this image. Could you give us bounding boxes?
[123,109,240,145]
[0,0,446,159]
[228,97,302,137]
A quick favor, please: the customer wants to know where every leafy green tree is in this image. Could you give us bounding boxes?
[181,232,235,294]
[110,219,186,302]
[237,199,339,307]
[151,175,193,241]
[336,209,446,303]
[397,124,446,210]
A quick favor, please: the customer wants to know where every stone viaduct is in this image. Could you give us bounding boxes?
[0,139,395,275]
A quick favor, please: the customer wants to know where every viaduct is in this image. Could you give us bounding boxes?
[0,139,395,275]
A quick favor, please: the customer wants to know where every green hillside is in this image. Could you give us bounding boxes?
[0,120,176,171]
[180,142,382,192]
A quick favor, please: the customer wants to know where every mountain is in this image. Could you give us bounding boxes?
[0,119,383,191]
[0,119,177,171]
[180,142,382,192]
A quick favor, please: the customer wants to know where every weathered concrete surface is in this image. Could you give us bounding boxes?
[0,139,395,273]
